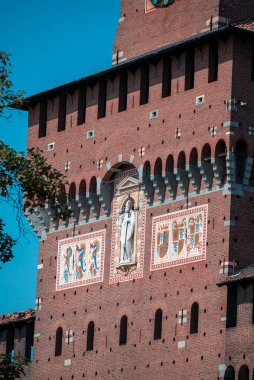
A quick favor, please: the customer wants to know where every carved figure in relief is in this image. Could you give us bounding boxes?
[120,198,135,263]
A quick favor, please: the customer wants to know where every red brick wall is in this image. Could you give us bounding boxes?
[25,3,254,379]
[113,0,221,61]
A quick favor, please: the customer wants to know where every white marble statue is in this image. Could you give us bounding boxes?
[120,199,135,263]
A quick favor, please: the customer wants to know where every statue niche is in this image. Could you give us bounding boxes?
[110,171,146,284]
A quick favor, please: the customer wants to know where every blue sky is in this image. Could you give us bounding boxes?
[0,1,120,314]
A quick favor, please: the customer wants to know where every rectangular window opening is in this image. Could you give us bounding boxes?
[162,58,172,98]
[118,72,128,112]
[140,66,150,105]
[25,323,34,362]
[58,95,67,132]
[185,50,195,91]
[77,88,86,125]
[208,41,218,83]
[38,101,47,138]
[226,284,238,329]
[98,82,107,119]
[6,327,14,355]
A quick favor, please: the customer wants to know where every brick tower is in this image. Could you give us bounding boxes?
[20,0,254,379]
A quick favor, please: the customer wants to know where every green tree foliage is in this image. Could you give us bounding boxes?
[0,51,24,117]
[0,354,26,380]
[0,51,70,267]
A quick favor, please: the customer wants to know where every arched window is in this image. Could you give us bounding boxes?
[154,309,163,340]
[177,151,186,170]
[189,148,198,167]
[69,182,76,199]
[55,327,63,357]
[143,161,151,180]
[89,177,97,194]
[190,302,199,334]
[166,155,174,172]
[238,365,249,380]
[215,139,227,185]
[224,366,235,380]
[154,158,162,176]
[79,180,86,197]
[201,144,211,163]
[119,315,128,346]
[235,139,247,184]
[86,321,95,351]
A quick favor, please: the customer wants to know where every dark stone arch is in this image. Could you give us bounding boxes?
[154,308,163,340]
[154,157,162,176]
[79,179,86,196]
[69,182,76,199]
[189,148,198,166]
[55,327,63,357]
[215,139,227,158]
[86,321,95,352]
[190,302,199,334]
[143,161,151,180]
[177,151,186,169]
[119,315,128,346]
[165,154,174,172]
[102,162,136,182]
[238,365,249,380]
[89,176,97,194]
[201,144,211,163]
[235,139,248,184]
[224,366,235,380]
[215,139,227,185]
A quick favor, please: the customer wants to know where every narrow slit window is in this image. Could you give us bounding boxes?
[251,41,254,81]
[226,284,237,328]
[77,88,86,125]
[98,82,107,119]
[154,308,163,340]
[58,95,67,132]
[39,101,47,138]
[140,66,149,105]
[185,50,195,91]
[162,58,172,98]
[208,41,218,83]
[25,323,34,362]
[190,302,199,334]
[6,327,14,355]
[55,327,63,357]
[86,321,95,351]
[118,72,128,112]
[252,281,254,324]
[119,315,128,346]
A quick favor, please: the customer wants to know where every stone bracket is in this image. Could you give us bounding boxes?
[151,174,166,203]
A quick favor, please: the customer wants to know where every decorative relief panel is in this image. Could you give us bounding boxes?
[110,171,146,284]
[56,230,105,291]
[151,205,208,271]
